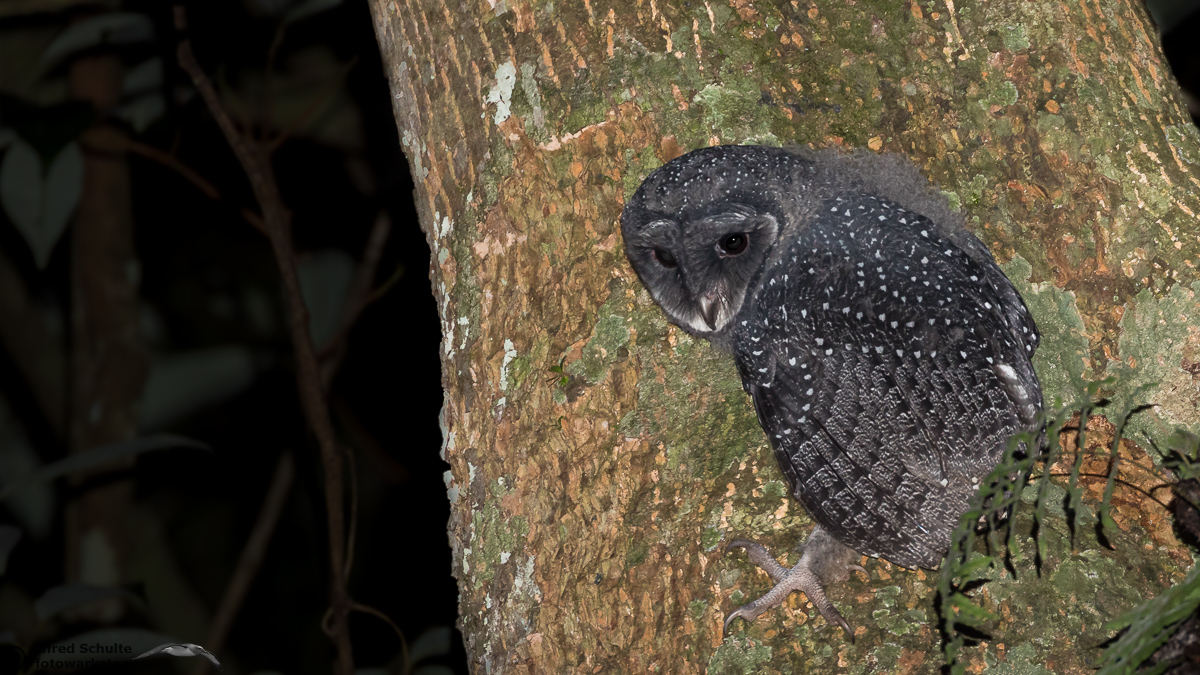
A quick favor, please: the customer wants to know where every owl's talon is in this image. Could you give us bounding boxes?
[723,527,856,641]
[724,539,788,582]
[722,601,765,635]
[723,538,755,554]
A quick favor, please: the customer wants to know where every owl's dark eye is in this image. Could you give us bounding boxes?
[718,233,749,256]
[653,248,678,268]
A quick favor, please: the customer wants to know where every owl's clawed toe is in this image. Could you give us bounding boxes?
[724,539,789,582]
[722,599,769,635]
[723,538,755,555]
[723,530,855,642]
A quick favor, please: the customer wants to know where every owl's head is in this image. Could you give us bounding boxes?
[621,146,807,336]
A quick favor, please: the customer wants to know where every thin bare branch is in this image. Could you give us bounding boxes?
[121,138,221,201]
[192,452,295,675]
[318,210,393,377]
[174,7,354,673]
[350,601,410,675]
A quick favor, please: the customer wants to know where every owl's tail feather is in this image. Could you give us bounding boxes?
[723,528,862,642]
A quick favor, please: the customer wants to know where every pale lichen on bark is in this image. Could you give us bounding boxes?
[368,0,1200,670]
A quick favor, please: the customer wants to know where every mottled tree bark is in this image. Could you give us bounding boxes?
[367,0,1200,671]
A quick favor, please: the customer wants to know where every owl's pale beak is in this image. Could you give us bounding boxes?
[699,293,719,330]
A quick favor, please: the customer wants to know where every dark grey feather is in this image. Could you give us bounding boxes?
[621,145,1042,570]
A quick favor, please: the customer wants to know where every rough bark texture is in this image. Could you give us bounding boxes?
[367,0,1200,671]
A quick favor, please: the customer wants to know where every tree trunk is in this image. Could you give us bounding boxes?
[65,51,148,619]
[367,0,1200,671]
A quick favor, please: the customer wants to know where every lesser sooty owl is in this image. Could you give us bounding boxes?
[620,145,1043,637]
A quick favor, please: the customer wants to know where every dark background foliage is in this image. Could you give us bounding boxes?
[0,1,460,673]
[0,0,1197,673]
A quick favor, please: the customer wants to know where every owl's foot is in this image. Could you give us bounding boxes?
[723,527,861,641]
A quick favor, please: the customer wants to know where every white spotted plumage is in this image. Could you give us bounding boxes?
[622,145,1043,626]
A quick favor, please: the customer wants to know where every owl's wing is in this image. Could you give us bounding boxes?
[734,195,1041,568]
[947,227,1042,424]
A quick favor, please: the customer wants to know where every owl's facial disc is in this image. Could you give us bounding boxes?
[671,207,778,334]
[621,202,779,336]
